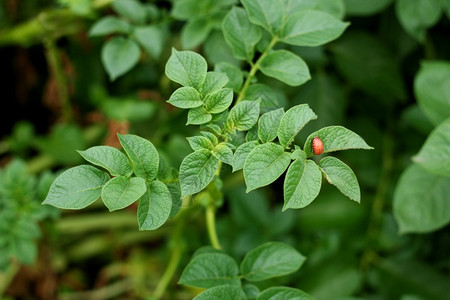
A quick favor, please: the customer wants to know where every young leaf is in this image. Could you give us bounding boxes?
[167,87,203,109]
[277,104,317,148]
[280,10,349,46]
[138,180,172,230]
[414,61,450,126]
[179,253,240,288]
[241,0,284,34]
[187,107,213,125]
[212,143,233,165]
[101,176,147,211]
[165,48,208,90]
[187,136,215,151]
[244,143,291,192]
[202,71,229,96]
[77,146,132,177]
[258,108,284,143]
[201,131,219,145]
[412,118,450,177]
[179,149,219,196]
[283,159,322,210]
[227,100,261,131]
[89,16,131,36]
[118,134,159,180]
[101,37,140,81]
[259,50,311,86]
[393,164,450,234]
[222,7,262,61]
[303,126,373,157]
[215,62,244,92]
[194,285,246,300]
[319,156,360,203]
[112,0,146,25]
[132,25,164,58]
[204,88,234,114]
[43,165,109,209]
[257,286,314,300]
[232,141,260,172]
[240,242,305,281]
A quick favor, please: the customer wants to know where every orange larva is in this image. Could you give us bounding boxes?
[312,137,324,155]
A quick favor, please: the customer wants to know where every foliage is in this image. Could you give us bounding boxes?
[0,0,449,299]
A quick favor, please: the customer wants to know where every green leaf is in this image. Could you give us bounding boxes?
[241,241,306,281]
[414,61,450,126]
[258,108,284,143]
[232,141,259,172]
[77,146,132,177]
[118,134,159,180]
[133,25,164,58]
[280,10,349,46]
[202,71,229,96]
[187,136,215,151]
[277,104,317,148]
[283,0,318,15]
[343,0,393,16]
[165,48,208,90]
[187,107,213,125]
[315,0,345,19]
[171,0,210,20]
[412,118,450,177]
[212,143,233,165]
[319,156,360,202]
[43,165,109,209]
[137,180,172,230]
[257,286,314,300]
[244,142,291,192]
[101,176,147,211]
[205,88,234,114]
[181,18,214,50]
[393,164,450,234]
[201,131,219,145]
[179,253,240,288]
[194,285,246,300]
[222,7,262,61]
[215,62,244,92]
[179,149,219,196]
[259,50,311,86]
[227,100,261,131]
[102,99,156,122]
[304,126,373,157]
[283,159,322,210]
[112,0,146,24]
[395,0,442,42]
[241,0,284,34]
[89,16,131,36]
[244,83,282,112]
[101,37,140,81]
[167,87,203,109]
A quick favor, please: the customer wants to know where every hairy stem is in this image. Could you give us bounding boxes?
[206,204,221,250]
[235,36,279,104]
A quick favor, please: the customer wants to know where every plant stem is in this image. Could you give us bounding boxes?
[236,36,279,104]
[0,260,20,296]
[206,204,221,250]
[44,38,72,122]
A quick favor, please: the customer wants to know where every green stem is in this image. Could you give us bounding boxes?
[235,36,279,104]
[44,38,72,122]
[206,204,221,250]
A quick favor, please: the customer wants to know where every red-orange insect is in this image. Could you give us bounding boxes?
[312,136,324,155]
